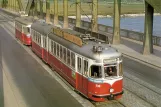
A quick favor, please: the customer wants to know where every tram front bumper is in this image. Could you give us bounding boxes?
[92,90,124,100]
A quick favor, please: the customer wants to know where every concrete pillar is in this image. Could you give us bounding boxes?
[40,0,43,19]
[112,0,121,44]
[13,0,15,11]
[34,0,38,18]
[12,0,14,10]
[10,0,12,11]
[63,0,68,28]
[143,1,154,54]
[12,0,13,10]
[46,0,50,23]
[11,0,13,10]
[15,0,18,11]
[4,0,7,8]
[76,0,81,27]
[54,0,58,25]
[17,0,24,11]
[9,0,11,10]
[8,0,10,9]
[92,0,98,32]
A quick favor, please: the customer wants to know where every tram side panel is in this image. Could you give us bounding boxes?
[48,51,76,87]
[15,28,21,40]
[32,31,42,58]
[15,22,22,42]
[42,48,48,63]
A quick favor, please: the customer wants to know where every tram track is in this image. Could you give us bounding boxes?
[1,11,161,107]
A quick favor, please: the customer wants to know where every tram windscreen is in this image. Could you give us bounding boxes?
[24,27,30,35]
[104,65,117,77]
[90,65,102,78]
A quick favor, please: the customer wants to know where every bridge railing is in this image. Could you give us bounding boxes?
[58,16,161,47]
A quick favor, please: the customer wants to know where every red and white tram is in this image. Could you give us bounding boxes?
[31,21,53,61]
[15,16,35,45]
[31,21,123,102]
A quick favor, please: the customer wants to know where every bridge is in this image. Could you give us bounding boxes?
[0,1,161,107]
[1,0,161,55]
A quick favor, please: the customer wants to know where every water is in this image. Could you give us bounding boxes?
[83,15,161,37]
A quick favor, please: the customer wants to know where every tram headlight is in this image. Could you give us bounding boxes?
[26,34,30,38]
[110,88,114,93]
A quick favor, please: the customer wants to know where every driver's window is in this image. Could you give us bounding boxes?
[90,65,102,78]
[104,66,117,77]
[23,27,30,34]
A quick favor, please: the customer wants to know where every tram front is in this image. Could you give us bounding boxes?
[88,46,123,102]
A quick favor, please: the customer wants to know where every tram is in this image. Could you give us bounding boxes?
[30,20,123,102]
[15,16,35,45]
[31,20,53,61]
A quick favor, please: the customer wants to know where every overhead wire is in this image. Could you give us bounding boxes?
[70,1,98,37]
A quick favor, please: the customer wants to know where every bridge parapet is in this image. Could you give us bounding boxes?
[59,16,161,47]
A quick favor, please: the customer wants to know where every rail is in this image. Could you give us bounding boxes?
[58,16,161,46]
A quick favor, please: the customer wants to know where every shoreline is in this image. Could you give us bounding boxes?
[68,13,161,19]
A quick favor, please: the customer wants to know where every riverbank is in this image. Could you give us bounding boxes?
[68,13,161,19]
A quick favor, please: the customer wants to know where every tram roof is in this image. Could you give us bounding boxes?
[31,21,53,35]
[63,29,83,36]
[48,32,121,61]
[15,16,35,26]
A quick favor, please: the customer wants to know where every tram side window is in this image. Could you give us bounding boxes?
[83,60,88,76]
[63,47,67,63]
[31,30,33,39]
[43,37,47,49]
[39,34,41,45]
[31,29,33,37]
[54,42,56,55]
[37,33,40,45]
[19,24,22,32]
[119,63,123,76]
[48,39,51,52]
[77,57,81,73]
[35,32,37,42]
[60,45,63,59]
[57,44,59,57]
[51,40,53,53]
[90,65,102,78]
[71,52,75,68]
[16,23,18,30]
[51,41,54,54]
[35,32,38,42]
[32,30,35,41]
[36,32,38,43]
[67,50,70,65]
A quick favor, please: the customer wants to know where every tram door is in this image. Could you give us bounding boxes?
[82,59,88,96]
[77,56,88,96]
[42,36,48,63]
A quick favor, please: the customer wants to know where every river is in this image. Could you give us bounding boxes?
[82,15,161,37]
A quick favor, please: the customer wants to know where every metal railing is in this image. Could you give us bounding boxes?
[58,16,161,46]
